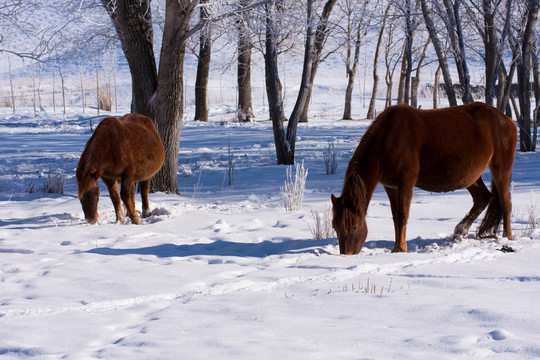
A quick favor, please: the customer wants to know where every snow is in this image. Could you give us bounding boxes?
[1,96,540,359]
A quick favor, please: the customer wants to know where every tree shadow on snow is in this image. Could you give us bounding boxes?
[86,237,338,259]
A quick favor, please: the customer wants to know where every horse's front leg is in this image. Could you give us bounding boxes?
[138,179,152,218]
[120,178,141,225]
[384,184,413,253]
[103,178,125,224]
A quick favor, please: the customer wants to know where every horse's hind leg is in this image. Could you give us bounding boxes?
[103,178,125,224]
[453,178,491,241]
[139,179,151,218]
[477,170,513,240]
[120,178,141,225]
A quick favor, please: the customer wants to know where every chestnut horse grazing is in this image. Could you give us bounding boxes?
[332,102,516,254]
[76,113,165,224]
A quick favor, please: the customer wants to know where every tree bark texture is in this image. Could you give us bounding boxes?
[151,0,199,193]
[442,0,473,104]
[101,0,157,117]
[342,26,361,120]
[264,2,289,164]
[420,0,458,106]
[194,0,212,122]
[298,0,337,123]
[517,0,539,152]
[264,0,315,165]
[237,0,254,122]
[398,0,413,105]
[367,5,390,120]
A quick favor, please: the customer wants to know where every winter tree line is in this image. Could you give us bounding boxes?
[0,0,539,194]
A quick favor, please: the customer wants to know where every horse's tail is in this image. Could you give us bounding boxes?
[476,180,502,238]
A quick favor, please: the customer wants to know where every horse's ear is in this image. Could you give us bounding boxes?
[331,194,338,206]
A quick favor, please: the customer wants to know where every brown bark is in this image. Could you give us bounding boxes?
[237,0,254,122]
[194,1,212,122]
[101,0,157,117]
[298,0,338,123]
[420,0,458,106]
[517,0,539,152]
[151,0,199,193]
[367,4,390,120]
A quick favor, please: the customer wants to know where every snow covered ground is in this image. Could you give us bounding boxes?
[0,99,539,359]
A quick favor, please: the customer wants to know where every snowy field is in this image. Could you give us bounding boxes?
[1,96,540,359]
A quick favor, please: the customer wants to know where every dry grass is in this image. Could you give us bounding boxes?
[27,170,65,195]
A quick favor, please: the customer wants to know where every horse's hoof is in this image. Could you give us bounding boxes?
[451,234,463,242]
[391,246,407,253]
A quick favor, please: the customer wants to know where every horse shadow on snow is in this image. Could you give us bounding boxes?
[86,236,453,258]
[86,237,338,258]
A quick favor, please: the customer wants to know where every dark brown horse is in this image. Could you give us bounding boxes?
[331,102,517,254]
[76,113,165,224]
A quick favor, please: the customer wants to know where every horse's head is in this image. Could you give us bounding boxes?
[76,165,101,224]
[331,193,367,255]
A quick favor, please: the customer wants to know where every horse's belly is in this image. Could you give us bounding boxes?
[416,162,487,193]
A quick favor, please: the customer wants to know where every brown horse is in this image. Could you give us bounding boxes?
[76,113,165,224]
[331,102,517,254]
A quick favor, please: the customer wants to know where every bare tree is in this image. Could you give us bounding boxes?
[194,0,212,122]
[264,0,316,164]
[396,0,416,105]
[441,0,474,104]
[517,0,539,152]
[410,38,431,108]
[236,0,254,122]
[464,0,513,106]
[420,0,458,106]
[382,13,402,108]
[102,0,268,193]
[341,0,370,120]
[298,0,338,123]
[101,0,157,118]
[366,3,391,119]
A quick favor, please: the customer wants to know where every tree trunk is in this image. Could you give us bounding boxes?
[498,49,519,114]
[442,0,473,104]
[298,0,338,123]
[411,39,429,108]
[194,0,212,122]
[420,0,457,106]
[343,26,361,120]
[264,2,289,164]
[101,0,157,117]
[237,1,254,122]
[433,65,441,109]
[517,0,539,152]
[151,0,199,193]
[265,0,315,165]
[482,0,497,105]
[367,4,390,120]
[398,0,413,105]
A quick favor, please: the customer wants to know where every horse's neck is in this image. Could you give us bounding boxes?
[344,159,380,211]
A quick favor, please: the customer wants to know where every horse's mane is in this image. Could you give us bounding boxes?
[340,113,386,212]
[76,118,117,198]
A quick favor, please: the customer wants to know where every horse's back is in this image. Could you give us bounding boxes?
[371,103,516,192]
[83,114,164,182]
